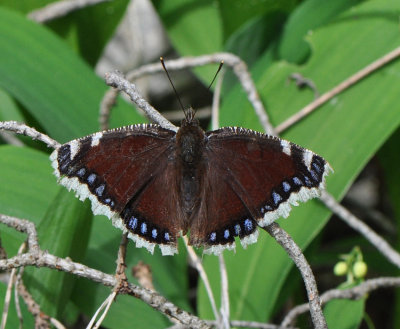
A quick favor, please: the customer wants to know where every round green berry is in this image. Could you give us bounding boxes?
[334,261,348,276]
[353,261,367,278]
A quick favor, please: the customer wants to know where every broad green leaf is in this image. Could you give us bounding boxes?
[218,0,298,40]
[198,0,400,322]
[23,188,92,319]
[0,0,129,66]
[0,146,58,222]
[47,0,130,66]
[0,87,24,122]
[0,7,140,144]
[152,0,223,82]
[324,297,365,329]
[278,0,364,63]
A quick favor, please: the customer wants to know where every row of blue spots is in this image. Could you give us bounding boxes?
[127,216,171,242]
[209,218,255,243]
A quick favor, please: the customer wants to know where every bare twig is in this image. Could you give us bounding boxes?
[263,223,327,329]
[183,237,220,324]
[219,254,230,329]
[319,191,400,268]
[101,53,274,134]
[104,71,177,131]
[0,132,25,146]
[86,291,117,329]
[132,261,154,291]
[0,121,60,150]
[0,215,39,253]
[28,0,111,23]
[99,88,118,131]
[281,277,400,327]
[276,45,400,133]
[17,279,51,329]
[0,215,210,329]
[0,270,14,329]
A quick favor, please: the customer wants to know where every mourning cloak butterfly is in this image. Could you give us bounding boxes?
[50,108,332,256]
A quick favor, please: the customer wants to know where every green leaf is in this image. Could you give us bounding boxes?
[278,0,364,63]
[23,188,92,319]
[198,0,400,322]
[47,0,130,66]
[218,0,298,40]
[0,87,24,122]
[324,297,365,329]
[152,0,223,82]
[0,7,140,144]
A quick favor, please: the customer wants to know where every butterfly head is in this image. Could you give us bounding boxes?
[181,107,199,127]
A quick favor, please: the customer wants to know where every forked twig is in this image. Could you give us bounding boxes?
[281,277,400,327]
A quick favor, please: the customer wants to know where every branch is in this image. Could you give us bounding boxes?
[319,191,400,268]
[263,223,327,329]
[101,53,275,135]
[104,71,177,131]
[0,215,211,329]
[276,45,400,133]
[281,277,400,327]
[0,121,60,150]
[28,0,111,23]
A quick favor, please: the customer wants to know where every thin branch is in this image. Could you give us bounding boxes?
[263,223,327,329]
[1,268,15,329]
[0,131,25,146]
[276,45,400,133]
[101,53,275,134]
[183,237,220,324]
[319,191,400,268]
[14,268,24,329]
[99,88,118,131]
[281,277,400,327]
[104,71,177,131]
[17,279,51,329]
[0,215,39,253]
[28,0,111,23]
[219,254,230,329]
[0,121,60,150]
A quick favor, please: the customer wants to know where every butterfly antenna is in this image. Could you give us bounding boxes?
[160,57,187,119]
[207,60,224,90]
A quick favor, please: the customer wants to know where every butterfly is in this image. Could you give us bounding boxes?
[50,107,331,255]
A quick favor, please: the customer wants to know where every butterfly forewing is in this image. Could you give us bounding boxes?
[188,127,331,253]
[51,124,181,255]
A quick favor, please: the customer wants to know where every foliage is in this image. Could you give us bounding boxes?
[0,0,399,328]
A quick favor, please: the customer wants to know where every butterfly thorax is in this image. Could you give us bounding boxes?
[175,119,206,223]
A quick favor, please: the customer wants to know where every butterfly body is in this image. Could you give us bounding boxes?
[51,112,332,255]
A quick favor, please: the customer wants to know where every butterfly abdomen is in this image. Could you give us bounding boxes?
[175,122,206,221]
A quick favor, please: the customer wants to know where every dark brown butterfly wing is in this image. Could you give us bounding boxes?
[50,124,182,255]
[189,127,332,254]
